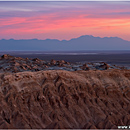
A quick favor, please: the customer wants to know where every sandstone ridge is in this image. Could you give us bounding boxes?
[0,69,130,129]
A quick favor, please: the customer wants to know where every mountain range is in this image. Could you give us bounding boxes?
[0,35,130,51]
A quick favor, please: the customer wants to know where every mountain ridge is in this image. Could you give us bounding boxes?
[0,35,128,41]
[0,35,130,51]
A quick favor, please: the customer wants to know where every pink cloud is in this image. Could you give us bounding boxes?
[0,5,130,41]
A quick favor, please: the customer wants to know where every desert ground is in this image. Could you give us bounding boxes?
[0,54,130,129]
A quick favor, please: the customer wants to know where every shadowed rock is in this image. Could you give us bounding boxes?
[96,62,110,70]
[80,63,90,70]
[50,59,57,65]
[1,54,13,59]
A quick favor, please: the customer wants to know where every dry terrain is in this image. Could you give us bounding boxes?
[0,68,130,129]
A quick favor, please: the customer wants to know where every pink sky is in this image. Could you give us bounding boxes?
[0,1,130,41]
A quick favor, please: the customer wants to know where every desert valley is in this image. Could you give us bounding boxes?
[0,1,130,129]
[0,54,130,129]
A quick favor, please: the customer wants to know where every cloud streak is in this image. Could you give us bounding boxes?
[0,1,130,40]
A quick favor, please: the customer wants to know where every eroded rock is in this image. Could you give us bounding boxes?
[0,70,130,129]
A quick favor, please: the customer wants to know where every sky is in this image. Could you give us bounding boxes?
[0,1,130,41]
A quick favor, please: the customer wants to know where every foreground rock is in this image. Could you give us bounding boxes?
[0,69,130,129]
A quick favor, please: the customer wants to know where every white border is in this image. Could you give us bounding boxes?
[0,0,130,1]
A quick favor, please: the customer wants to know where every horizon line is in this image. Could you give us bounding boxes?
[0,35,129,41]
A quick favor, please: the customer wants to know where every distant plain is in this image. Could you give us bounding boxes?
[0,51,130,68]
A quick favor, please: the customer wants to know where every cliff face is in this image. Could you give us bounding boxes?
[0,69,130,129]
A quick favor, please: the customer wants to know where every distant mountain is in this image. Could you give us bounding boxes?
[0,35,130,51]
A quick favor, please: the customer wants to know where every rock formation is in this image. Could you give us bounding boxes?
[0,69,130,129]
[80,63,90,70]
[0,54,126,73]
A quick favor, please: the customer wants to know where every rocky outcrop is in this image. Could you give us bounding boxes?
[80,63,90,70]
[0,54,126,73]
[95,62,110,70]
[99,62,110,70]
[1,54,13,59]
[0,69,130,129]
